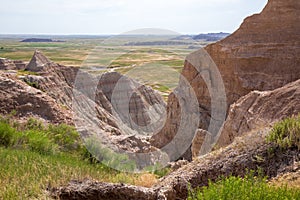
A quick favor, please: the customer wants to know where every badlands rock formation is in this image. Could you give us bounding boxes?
[152,0,300,159]
[216,79,300,148]
[24,51,166,135]
[25,50,53,72]
[0,50,167,169]
[0,58,26,70]
[0,72,72,124]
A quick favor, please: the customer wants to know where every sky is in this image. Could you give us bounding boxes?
[0,0,268,35]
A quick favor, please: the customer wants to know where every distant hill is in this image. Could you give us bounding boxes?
[124,41,191,46]
[192,32,230,41]
[20,38,65,42]
[172,32,230,42]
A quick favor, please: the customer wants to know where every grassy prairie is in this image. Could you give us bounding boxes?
[0,36,201,95]
[0,39,103,66]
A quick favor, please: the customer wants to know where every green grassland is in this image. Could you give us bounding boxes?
[0,39,103,66]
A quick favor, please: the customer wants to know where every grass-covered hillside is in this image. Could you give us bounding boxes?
[0,116,158,199]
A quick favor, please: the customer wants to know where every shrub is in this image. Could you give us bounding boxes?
[0,121,18,147]
[23,130,58,155]
[47,124,82,152]
[25,117,44,131]
[267,115,300,150]
[84,137,136,172]
[0,118,70,155]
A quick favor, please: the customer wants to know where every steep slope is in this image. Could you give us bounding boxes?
[152,0,300,159]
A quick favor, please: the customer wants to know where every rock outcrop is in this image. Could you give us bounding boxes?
[216,79,300,148]
[152,0,300,159]
[25,50,53,72]
[0,72,72,124]
[48,0,300,199]
[0,58,26,70]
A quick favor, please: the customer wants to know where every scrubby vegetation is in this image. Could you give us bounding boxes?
[267,114,300,150]
[188,173,300,200]
[0,116,158,199]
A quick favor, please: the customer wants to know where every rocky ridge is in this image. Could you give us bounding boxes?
[151,0,300,159]
[216,79,300,148]
[0,0,299,198]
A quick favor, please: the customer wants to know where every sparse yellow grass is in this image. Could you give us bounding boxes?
[0,147,158,199]
[269,170,300,189]
[134,173,159,188]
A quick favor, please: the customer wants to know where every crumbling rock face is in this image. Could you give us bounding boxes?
[152,0,300,159]
[191,129,211,158]
[24,51,166,137]
[153,130,299,199]
[0,72,72,124]
[216,79,300,148]
[0,58,26,70]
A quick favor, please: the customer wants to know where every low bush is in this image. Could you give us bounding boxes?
[24,130,58,155]
[0,121,18,147]
[267,115,300,150]
[47,123,82,152]
[0,117,81,155]
[84,137,136,172]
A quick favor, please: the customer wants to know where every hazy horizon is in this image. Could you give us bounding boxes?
[0,0,268,35]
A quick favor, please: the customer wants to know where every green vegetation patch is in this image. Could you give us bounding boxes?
[0,116,159,199]
[188,173,300,200]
